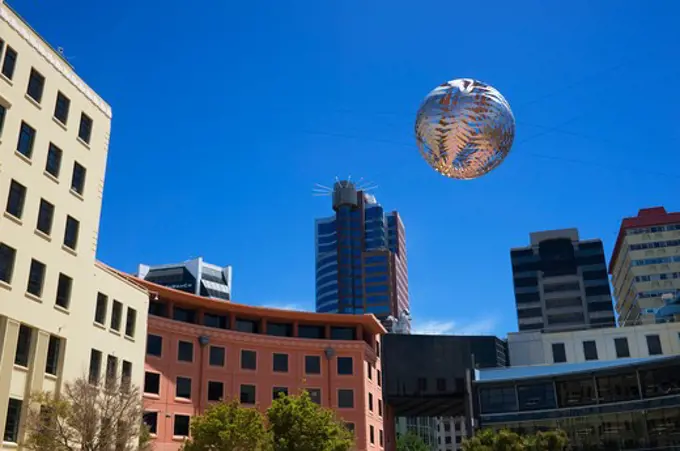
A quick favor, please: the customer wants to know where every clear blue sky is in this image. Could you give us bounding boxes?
[13,0,680,337]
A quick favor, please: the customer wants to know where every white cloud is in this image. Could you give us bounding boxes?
[412,317,498,336]
[260,302,307,311]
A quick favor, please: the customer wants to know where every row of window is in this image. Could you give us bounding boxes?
[0,39,94,144]
[0,242,74,309]
[630,239,680,251]
[632,256,680,266]
[12,324,61,375]
[551,333,672,363]
[4,178,81,250]
[88,348,133,387]
[94,292,137,338]
[147,334,356,374]
[634,272,680,283]
[627,224,680,235]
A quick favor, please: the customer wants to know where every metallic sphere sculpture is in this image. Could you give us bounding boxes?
[415,78,515,180]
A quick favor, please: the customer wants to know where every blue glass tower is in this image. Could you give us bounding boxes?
[315,181,409,329]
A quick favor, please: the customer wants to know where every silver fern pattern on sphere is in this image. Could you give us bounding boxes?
[415,79,515,180]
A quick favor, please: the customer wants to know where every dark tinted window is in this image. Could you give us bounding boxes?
[596,372,639,403]
[94,293,108,324]
[646,335,663,356]
[148,301,166,317]
[27,69,45,103]
[143,412,158,435]
[173,306,196,324]
[515,292,540,304]
[479,386,517,414]
[273,353,289,372]
[15,325,33,367]
[45,143,62,178]
[26,259,46,297]
[110,300,122,330]
[178,341,193,362]
[173,415,190,437]
[338,389,354,408]
[6,180,26,218]
[36,199,54,235]
[514,277,538,288]
[204,313,228,329]
[241,350,256,370]
[0,104,6,135]
[209,346,225,366]
[89,349,102,384]
[640,364,680,398]
[54,92,70,124]
[272,387,288,400]
[176,377,192,399]
[556,378,596,407]
[267,322,293,337]
[146,334,162,357]
[337,357,353,375]
[125,308,137,337]
[17,122,36,158]
[78,113,93,143]
[614,337,630,358]
[517,307,542,319]
[3,398,21,442]
[0,243,16,284]
[71,162,86,195]
[240,384,256,404]
[208,381,223,401]
[55,273,73,310]
[298,324,325,339]
[305,355,321,374]
[45,335,61,376]
[583,341,598,360]
[63,216,80,250]
[585,285,611,296]
[235,318,258,333]
[517,383,556,411]
[144,372,160,394]
[552,343,567,363]
[308,388,321,404]
[331,327,356,340]
[1,46,17,80]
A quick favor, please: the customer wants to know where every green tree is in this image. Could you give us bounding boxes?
[181,400,271,451]
[462,429,569,451]
[396,431,430,451]
[266,391,354,451]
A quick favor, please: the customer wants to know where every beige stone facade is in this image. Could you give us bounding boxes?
[0,3,148,447]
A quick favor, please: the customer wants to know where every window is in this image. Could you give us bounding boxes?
[107,300,122,331]
[71,162,86,195]
[63,216,80,250]
[517,383,557,411]
[173,415,190,437]
[337,357,353,375]
[78,113,93,143]
[144,372,160,394]
[273,353,288,372]
[338,389,353,408]
[204,313,228,329]
[266,322,293,337]
[240,384,256,404]
[308,388,321,404]
[95,293,108,324]
[552,343,567,363]
[378,399,383,416]
[272,387,288,400]
[479,386,518,414]
[45,335,61,376]
[298,324,325,339]
[0,243,16,284]
[176,377,192,399]
[15,325,32,367]
[418,378,427,391]
[6,179,26,218]
[614,337,630,358]
[235,318,258,333]
[27,69,45,103]
[209,346,225,366]
[17,122,36,158]
[45,143,62,178]
[368,393,373,411]
[330,327,356,340]
[0,104,6,136]
[173,306,196,323]
[89,349,102,384]
[583,341,598,361]
[125,308,137,337]
[3,398,21,443]
[55,273,73,309]
[208,381,223,401]
[121,360,132,390]
[368,363,373,380]
[178,341,194,362]
[377,370,381,387]
[106,355,118,387]
[241,350,256,370]
[370,425,375,444]
[147,334,162,357]
[646,334,663,356]
[305,355,321,374]
[26,259,46,297]
[36,199,54,235]
[345,423,355,434]
[54,92,70,124]
[380,430,384,447]
[143,412,158,435]
[1,46,17,80]
[437,378,447,391]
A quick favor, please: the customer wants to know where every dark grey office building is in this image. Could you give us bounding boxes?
[511,229,615,332]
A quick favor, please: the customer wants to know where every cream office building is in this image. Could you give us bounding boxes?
[0,3,148,448]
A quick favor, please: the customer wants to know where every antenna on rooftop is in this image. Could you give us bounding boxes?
[312,176,378,197]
